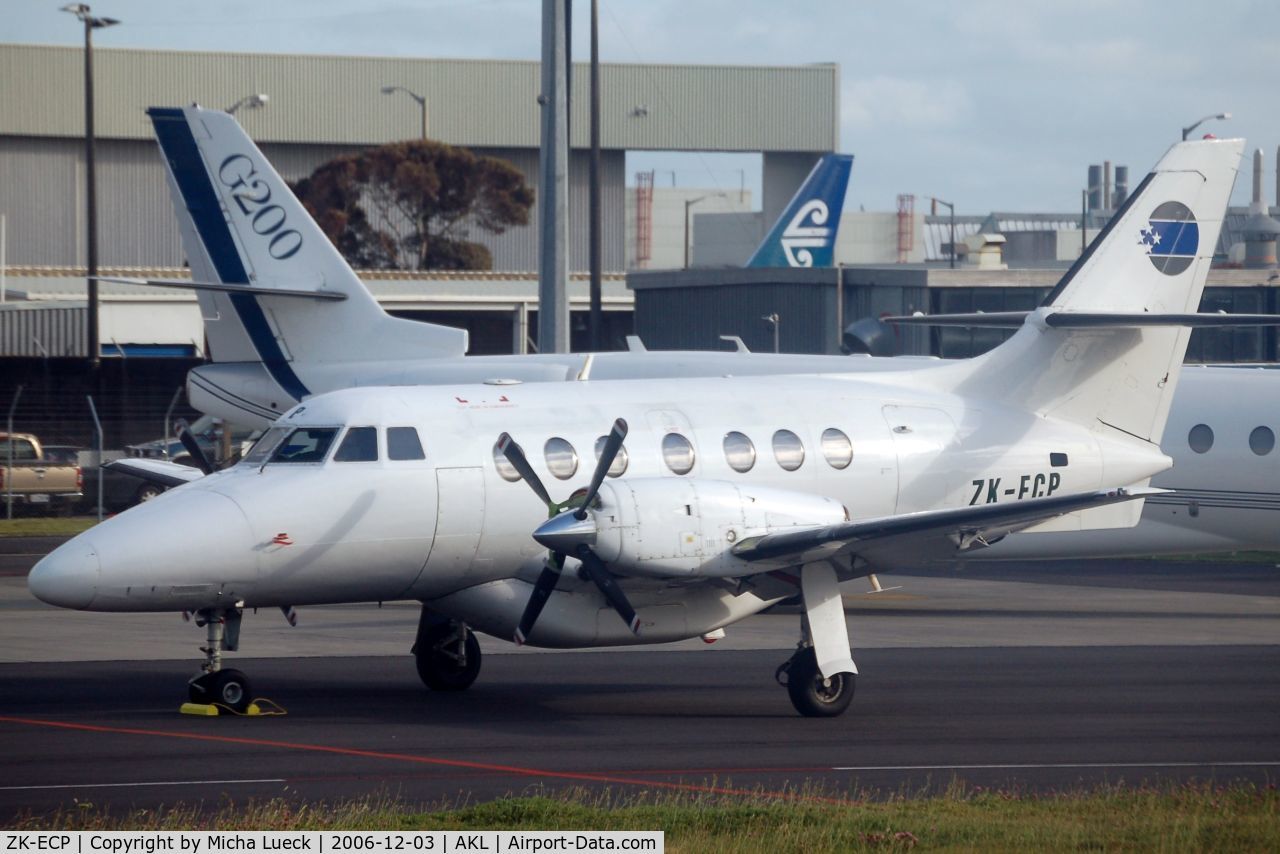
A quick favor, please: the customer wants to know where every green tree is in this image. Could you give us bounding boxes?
[290,140,534,271]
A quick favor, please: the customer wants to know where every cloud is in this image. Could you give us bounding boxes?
[842,76,972,131]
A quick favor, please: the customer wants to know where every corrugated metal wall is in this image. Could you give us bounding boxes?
[0,305,86,358]
[1,45,838,152]
[0,137,624,270]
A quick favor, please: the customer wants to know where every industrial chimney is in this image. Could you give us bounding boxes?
[1242,148,1280,268]
[1087,164,1103,212]
[1113,166,1129,207]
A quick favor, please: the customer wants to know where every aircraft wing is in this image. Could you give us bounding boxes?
[104,458,207,488]
[730,487,1164,569]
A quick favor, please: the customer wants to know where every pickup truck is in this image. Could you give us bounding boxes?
[0,433,83,515]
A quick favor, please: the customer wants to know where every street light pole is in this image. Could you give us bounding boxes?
[380,86,428,139]
[930,197,956,269]
[1181,112,1231,141]
[63,4,119,371]
[587,0,602,352]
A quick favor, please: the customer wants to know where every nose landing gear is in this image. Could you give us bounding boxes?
[186,606,254,713]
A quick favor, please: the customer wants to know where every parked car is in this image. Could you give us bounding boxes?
[0,434,83,515]
[42,445,162,514]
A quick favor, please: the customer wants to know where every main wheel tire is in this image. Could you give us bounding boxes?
[188,668,253,713]
[415,623,481,692]
[785,647,855,718]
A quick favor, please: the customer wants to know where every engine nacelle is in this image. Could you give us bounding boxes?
[589,478,847,578]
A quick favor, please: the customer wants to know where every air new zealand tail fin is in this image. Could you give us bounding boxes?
[148,106,467,400]
[745,154,853,268]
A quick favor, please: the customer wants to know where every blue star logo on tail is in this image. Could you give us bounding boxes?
[1138,201,1198,275]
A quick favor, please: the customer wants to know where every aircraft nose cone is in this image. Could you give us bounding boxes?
[29,540,100,609]
[532,511,597,553]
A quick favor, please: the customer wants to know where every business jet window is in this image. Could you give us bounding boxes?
[821,428,853,469]
[773,429,806,471]
[594,435,629,477]
[723,431,756,473]
[662,432,696,475]
[334,427,379,462]
[1249,426,1275,456]
[240,426,290,466]
[387,427,426,460]
[494,441,521,482]
[271,427,339,463]
[545,437,579,480]
[1188,423,1214,454]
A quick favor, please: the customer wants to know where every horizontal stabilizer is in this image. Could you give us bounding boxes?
[885,311,1280,329]
[732,486,1164,568]
[93,276,347,301]
[104,458,206,488]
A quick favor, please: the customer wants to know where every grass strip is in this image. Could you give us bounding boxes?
[0,517,100,538]
[8,781,1278,852]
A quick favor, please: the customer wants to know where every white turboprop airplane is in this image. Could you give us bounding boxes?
[32,138,1246,717]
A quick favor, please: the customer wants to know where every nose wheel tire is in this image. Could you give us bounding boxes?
[189,668,253,714]
[415,623,482,692]
[783,647,855,717]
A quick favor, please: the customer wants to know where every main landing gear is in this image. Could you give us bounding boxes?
[413,608,481,692]
[187,606,253,713]
[774,561,859,717]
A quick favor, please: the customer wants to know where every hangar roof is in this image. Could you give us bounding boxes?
[0,43,839,152]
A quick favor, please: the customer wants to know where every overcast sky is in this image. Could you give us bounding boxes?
[9,0,1275,214]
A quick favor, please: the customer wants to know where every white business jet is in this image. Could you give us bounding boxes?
[32,138,1244,717]
[110,107,858,429]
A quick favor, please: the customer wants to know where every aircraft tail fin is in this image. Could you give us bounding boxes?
[745,154,853,268]
[148,106,467,388]
[947,137,1243,445]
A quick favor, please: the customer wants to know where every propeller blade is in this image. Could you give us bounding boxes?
[498,432,554,511]
[513,561,562,645]
[577,547,641,635]
[576,418,628,520]
[177,426,215,475]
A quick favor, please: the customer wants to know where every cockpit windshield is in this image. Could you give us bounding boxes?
[263,427,340,464]
[239,426,290,466]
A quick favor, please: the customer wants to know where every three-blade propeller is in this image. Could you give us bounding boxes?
[499,419,639,644]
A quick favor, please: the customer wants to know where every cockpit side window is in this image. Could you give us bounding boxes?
[240,426,290,466]
[334,426,379,462]
[387,427,426,460]
[270,427,339,463]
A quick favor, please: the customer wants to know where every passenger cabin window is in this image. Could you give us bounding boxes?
[594,435,629,477]
[271,427,339,463]
[662,433,696,475]
[820,428,853,469]
[1249,426,1275,456]
[723,431,756,473]
[1188,424,1214,454]
[241,426,290,466]
[545,437,579,480]
[334,426,378,462]
[387,427,426,460]
[772,429,806,471]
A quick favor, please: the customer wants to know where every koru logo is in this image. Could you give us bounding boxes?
[1138,201,1198,275]
[781,200,831,267]
[217,154,304,260]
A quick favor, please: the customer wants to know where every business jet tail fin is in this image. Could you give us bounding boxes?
[147,106,467,400]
